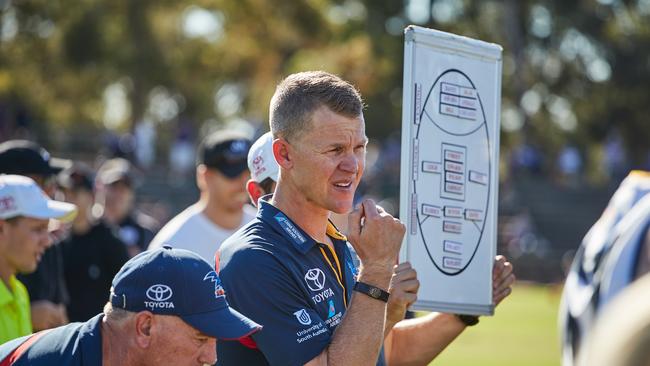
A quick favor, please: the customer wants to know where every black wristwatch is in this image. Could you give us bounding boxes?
[353,281,390,302]
[456,314,480,326]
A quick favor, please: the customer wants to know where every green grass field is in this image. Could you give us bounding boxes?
[430,283,562,366]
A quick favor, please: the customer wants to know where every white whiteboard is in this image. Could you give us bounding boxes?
[399,26,502,315]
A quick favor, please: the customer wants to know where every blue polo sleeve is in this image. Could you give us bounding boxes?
[219,247,331,366]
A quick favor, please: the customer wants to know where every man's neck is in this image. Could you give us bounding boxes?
[101,320,135,366]
[199,197,244,231]
[0,258,14,291]
[104,209,127,226]
[271,183,330,244]
[72,214,93,235]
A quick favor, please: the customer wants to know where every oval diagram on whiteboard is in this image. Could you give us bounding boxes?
[414,69,491,275]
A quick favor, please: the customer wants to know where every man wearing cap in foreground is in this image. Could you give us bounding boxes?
[0,246,261,365]
[148,129,255,263]
[0,140,73,332]
[0,175,77,344]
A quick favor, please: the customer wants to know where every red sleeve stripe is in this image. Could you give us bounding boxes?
[0,329,52,366]
[238,335,259,350]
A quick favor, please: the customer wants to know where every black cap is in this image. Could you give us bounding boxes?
[198,130,252,178]
[97,158,134,186]
[0,140,71,177]
[57,164,94,192]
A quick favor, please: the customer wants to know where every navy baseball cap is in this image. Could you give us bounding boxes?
[0,140,71,177]
[198,130,252,178]
[109,247,261,340]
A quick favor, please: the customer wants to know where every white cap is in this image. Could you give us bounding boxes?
[247,132,279,183]
[0,175,77,222]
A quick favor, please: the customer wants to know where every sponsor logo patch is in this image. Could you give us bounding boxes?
[311,287,334,304]
[296,322,327,344]
[274,213,307,244]
[0,196,16,213]
[304,268,326,291]
[203,271,226,298]
[293,309,312,325]
[327,300,335,318]
[231,140,249,154]
[252,155,266,177]
[144,284,175,309]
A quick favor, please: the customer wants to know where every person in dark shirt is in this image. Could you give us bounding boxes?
[58,164,129,322]
[0,140,72,331]
[95,158,158,257]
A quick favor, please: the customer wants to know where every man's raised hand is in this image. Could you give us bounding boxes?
[347,199,405,269]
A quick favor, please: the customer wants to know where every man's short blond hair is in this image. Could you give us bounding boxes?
[269,71,364,142]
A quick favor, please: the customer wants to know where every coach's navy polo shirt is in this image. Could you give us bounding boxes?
[217,198,370,366]
[0,313,102,365]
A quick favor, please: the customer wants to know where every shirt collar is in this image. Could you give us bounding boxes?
[79,314,104,366]
[326,221,347,241]
[0,275,18,307]
[257,198,348,254]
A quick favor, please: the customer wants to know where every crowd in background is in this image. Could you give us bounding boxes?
[0,140,163,336]
[0,127,263,345]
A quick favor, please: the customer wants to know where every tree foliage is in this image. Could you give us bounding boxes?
[0,0,649,173]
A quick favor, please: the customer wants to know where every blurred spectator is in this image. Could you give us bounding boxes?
[560,171,650,365]
[149,129,254,263]
[101,131,136,161]
[557,145,582,186]
[0,175,76,344]
[245,132,278,206]
[511,142,543,175]
[168,120,196,183]
[134,119,156,169]
[0,140,72,332]
[603,129,628,182]
[95,158,159,258]
[57,164,129,322]
[577,273,650,366]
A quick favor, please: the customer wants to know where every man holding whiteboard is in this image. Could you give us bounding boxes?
[217,71,515,366]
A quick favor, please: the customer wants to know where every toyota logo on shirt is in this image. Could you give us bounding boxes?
[146,284,173,301]
[304,268,326,292]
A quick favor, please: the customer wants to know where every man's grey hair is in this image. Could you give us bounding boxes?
[269,71,364,142]
[103,301,133,323]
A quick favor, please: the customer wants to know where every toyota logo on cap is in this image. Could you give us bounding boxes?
[304,268,326,292]
[146,284,173,302]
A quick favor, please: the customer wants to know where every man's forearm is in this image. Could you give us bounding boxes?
[384,312,466,366]
[383,313,402,338]
[311,265,393,366]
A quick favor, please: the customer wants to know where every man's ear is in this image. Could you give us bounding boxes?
[246,180,263,207]
[273,138,293,170]
[134,311,155,348]
[196,165,208,191]
[0,220,7,239]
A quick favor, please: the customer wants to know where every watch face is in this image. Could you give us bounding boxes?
[369,288,381,298]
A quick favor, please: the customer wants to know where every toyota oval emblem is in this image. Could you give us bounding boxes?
[146,284,173,302]
[304,268,326,292]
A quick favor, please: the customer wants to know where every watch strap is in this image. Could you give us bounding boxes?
[353,281,390,302]
[456,314,480,326]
